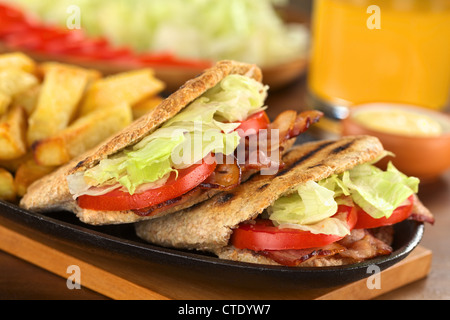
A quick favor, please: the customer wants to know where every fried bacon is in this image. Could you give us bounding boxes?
[268,110,323,142]
[260,243,346,267]
[200,158,242,191]
[131,110,323,216]
[337,229,393,262]
[256,228,393,267]
[239,110,323,171]
[201,110,323,190]
[409,194,435,225]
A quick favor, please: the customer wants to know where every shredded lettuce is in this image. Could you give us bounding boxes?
[341,162,419,219]
[268,161,419,235]
[269,181,338,226]
[74,74,267,195]
[10,0,309,66]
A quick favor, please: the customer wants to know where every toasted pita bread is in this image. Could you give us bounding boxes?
[20,60,264,223]
[135,135,385,250]
[136,135,434,267]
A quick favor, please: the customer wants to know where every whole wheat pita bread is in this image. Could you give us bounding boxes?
[20,60,263,224]
[135,135,385,251]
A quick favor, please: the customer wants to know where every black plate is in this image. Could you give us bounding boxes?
[0,199,424,289]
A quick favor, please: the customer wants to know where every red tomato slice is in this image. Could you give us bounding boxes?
[77,154,217,211]
[354,195,414,229]
[77,111,269,211]
[230,205,358,251]
[235,111,270,137]
[137,52,212,68]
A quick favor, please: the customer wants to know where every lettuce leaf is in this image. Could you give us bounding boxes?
[78,74,267,195]
[268,161,419,235]
[269,180,338,226]
[341,162,419,219]
[276,215,352,237]
[12,0,309,66]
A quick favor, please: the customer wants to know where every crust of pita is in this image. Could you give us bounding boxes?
[20,60,263,221]
[135,135,385,251]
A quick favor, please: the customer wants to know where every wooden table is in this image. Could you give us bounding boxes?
[0,75,449,300]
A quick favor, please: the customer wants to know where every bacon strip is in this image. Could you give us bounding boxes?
[255,228,393,267]
[337,229,392,262]
[269,110,323,142]
[131,110,323,216]
[260,243,346,267]
[409,194,435,225]
[200,160,242,191]
[199,110,323,190]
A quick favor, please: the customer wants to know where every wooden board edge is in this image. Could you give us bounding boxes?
[0,223,171,300]
[0,219,432,300]
[315,246,432,300]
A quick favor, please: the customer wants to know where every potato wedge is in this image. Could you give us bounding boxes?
[0,52,36,73]
[0,68,39,97]
[79,69,165,115]
[0,167,16,202]
[14,158,56,197]
[132,95,163,120]
[0,152,32,173]
[33,102,132,166]
[12,84,40,116]
[27,63,99,145]
[0,105,27,160]
[0,91,11,116]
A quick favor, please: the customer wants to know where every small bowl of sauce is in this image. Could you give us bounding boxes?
[342,103,450,182]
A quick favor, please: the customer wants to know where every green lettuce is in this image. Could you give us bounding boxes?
[269,180,338,226]
[79,74,267,195]
[341,162,419,219]
[11,0,308,66]
[268,161,419,234]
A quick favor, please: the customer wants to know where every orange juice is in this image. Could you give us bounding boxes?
[308,0,450,111]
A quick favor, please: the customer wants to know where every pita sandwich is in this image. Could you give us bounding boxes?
[135,135,434,267]
[20,60,322,225]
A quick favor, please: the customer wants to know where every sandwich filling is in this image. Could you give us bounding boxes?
[67,74,321,214]
[230,159,433,266]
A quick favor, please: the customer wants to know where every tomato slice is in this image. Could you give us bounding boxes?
[354,195,414,229]
[137,52,212,68]
[77,154,217,211]
[235,111,270,137]
[230,205,358,251]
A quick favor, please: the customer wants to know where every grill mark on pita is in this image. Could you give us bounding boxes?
[307,163,325,169]
[330,140,355,155]
[217,192,235,204]
[276,141,336,177]
[257,183,270,191]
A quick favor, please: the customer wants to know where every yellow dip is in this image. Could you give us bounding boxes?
[353,109,443,137]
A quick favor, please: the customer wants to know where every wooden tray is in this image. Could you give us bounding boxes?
[0,216,432,300]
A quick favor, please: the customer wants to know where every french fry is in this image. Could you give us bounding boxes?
[0,105,27,160]
[79,69,165,115]
[12,84,40,115]
[38,62,101,82]
[33,102,132,166]
[132,95,163,120]
[0,152,32,173]
[0,68,38,97]
[0,52,36,73]
[14,158,56,197]
[0,167,17,202]
[0,91,11,116]
[26,63,99,145]
[0,52,167,203]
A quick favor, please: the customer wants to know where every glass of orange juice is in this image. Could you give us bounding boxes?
[308,0,450,119]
